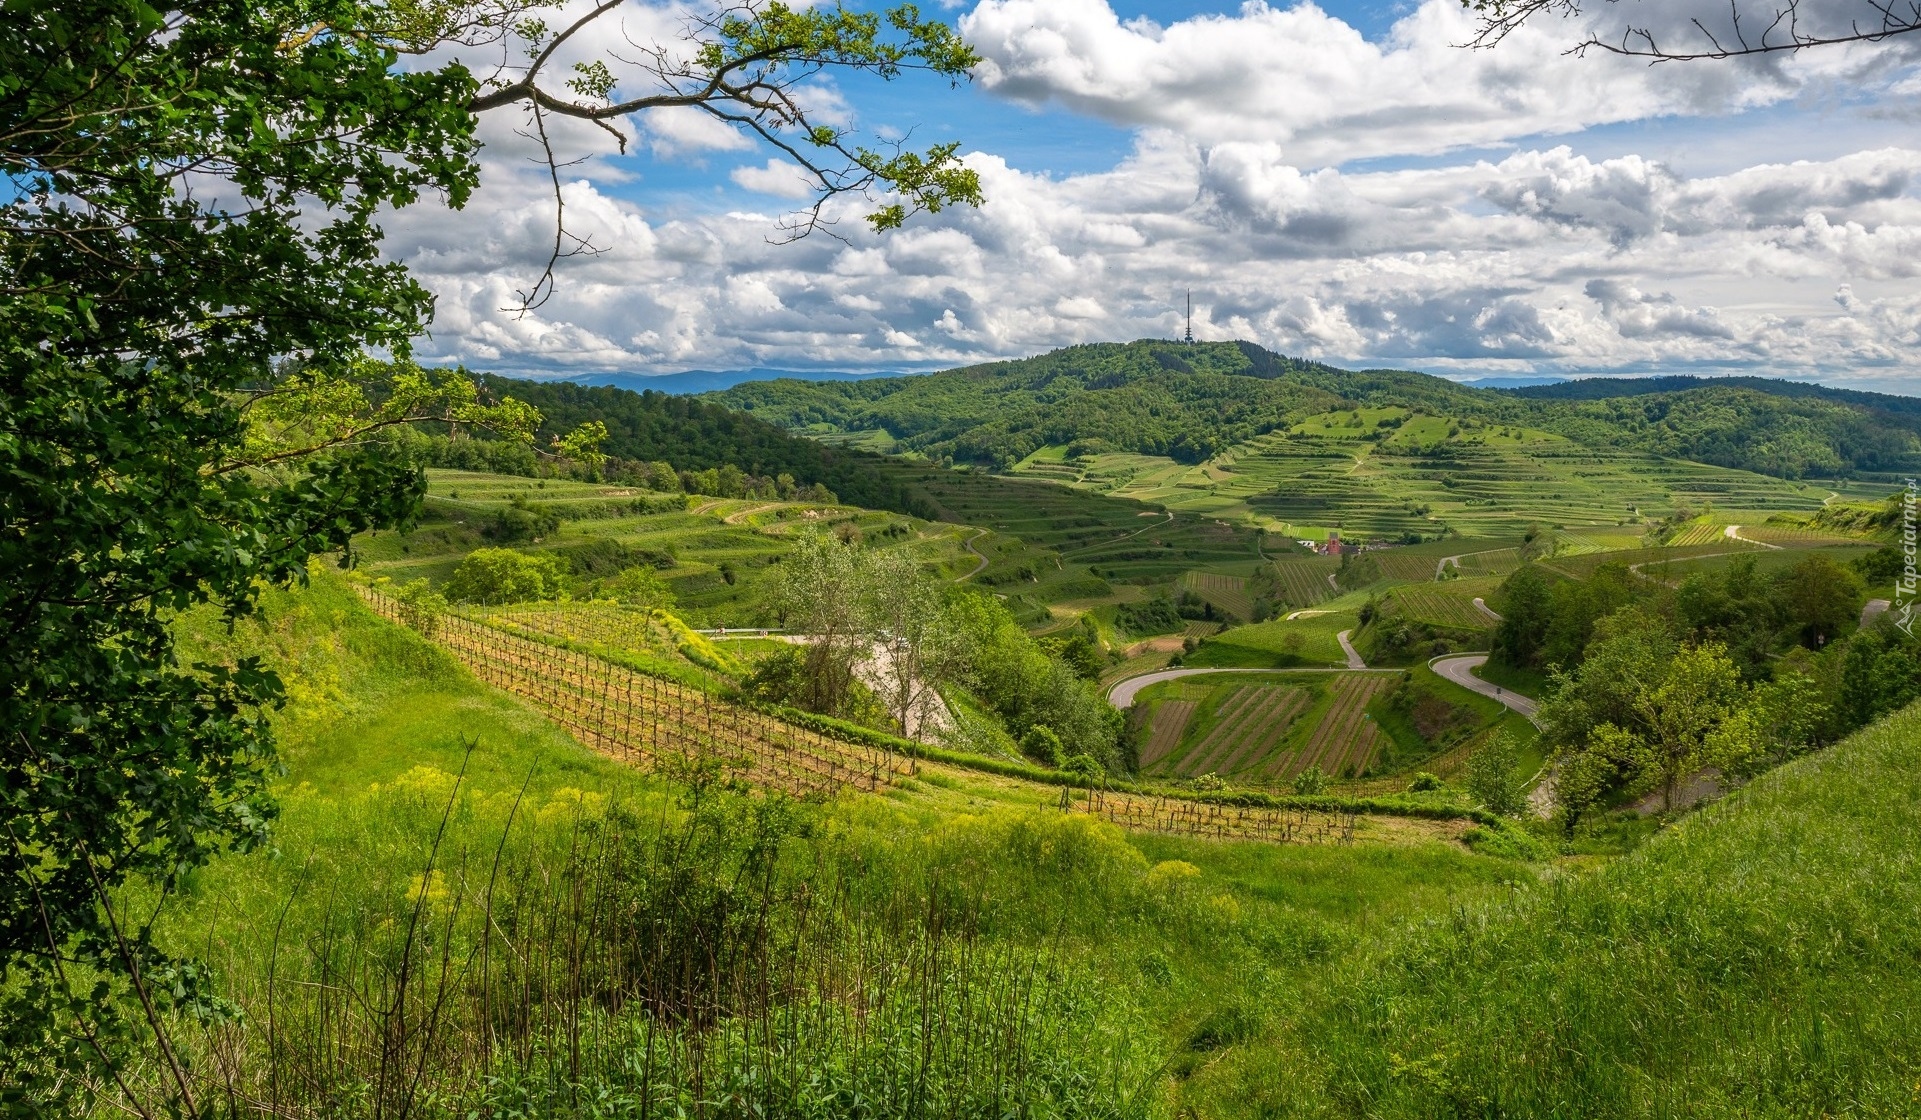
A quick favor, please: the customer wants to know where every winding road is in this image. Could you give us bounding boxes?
[1429,654,1538,723]
[1336,629,1366,670]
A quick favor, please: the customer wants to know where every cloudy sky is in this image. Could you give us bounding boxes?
[392,0,1921,389]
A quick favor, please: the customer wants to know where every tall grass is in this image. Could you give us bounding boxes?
[119,769,1164,1119]
[41,572,1538,1119]
[1199,698,1921,1118]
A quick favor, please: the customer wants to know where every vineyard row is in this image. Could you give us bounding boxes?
[363,589,1361,845]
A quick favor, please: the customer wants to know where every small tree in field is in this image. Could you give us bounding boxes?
[1466,732,1529,817]
[444,549,567,606]
[862,549,964,740]
[602,566,675,611]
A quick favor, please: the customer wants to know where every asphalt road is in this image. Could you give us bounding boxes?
[1430,653,1538,721]
[1106,664,1394,708]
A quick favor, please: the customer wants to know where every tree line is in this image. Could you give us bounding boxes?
[1491,548,1917,830]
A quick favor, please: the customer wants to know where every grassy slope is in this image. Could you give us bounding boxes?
[1201,699,1921,1118]
[154,574,1526,1105]
[163,573,1921,1117]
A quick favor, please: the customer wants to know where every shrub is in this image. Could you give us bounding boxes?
[601,566,674,609]
[1019,725,1064,767]
[484,495,561,542]
[1408,771,1444,793]
[444,548,567,605]
[1293,765,1330,795]
[1466,732,1529,817]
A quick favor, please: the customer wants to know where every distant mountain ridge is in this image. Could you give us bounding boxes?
[562,368,914,395]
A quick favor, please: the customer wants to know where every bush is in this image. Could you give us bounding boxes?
[600,566,674,610]
[485,495,561,542]
[1292,765,1330,795]
[1115,595,1182,636]
[1019,725,1064,767]
[1466,732,1529,817]
[1408,771,1444,793]
[444,548,567,605]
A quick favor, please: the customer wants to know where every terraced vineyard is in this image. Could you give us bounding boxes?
[1384,583,1499,631]
[1181,571,1254,617]
[366,590,1415,846]
[363,589,909,797]
[1141,701,1198,768]
[1543,540,1764,579]
[1666,522,1728,547]
[1738,522,1862,545]
[1267,557,1339,606]
[1051,426,1832,543]
[1289,674,1395,780]
[1156,685,1312,777]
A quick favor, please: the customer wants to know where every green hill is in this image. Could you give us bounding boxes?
[708,340,1921,483]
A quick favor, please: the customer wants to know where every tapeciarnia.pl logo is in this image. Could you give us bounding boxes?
[1897,478,1917,637]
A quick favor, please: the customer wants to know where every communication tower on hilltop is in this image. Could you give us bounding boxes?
[1184,290,1195,344]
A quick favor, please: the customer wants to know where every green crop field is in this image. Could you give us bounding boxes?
[1382,580,1500,631]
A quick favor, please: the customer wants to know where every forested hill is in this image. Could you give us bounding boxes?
[1505,374,1921,417]
[707,339,1921,480]
[714,341,1349,465]
[476,375,940,519]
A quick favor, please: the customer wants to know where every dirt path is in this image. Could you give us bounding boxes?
[1429,654,1538,721]
[956,528,989,582]
[721,501,787,526]
[1337,629,1366,670]
[1723,524,1782,550]
[1435,547,1510,580]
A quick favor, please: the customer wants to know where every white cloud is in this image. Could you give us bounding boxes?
[375,0,1921,388]
[731,158,818,199]
[959,0,1796,165]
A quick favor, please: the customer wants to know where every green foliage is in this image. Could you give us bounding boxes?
[714,340,1921,481]
[1020,725,1066,768]
[600,565,675,610]
[484,493,562,541]
[1292,765,1330,795]
[951,592,1123,765]
[1464,733,1528,817]
[479,376,933,517]
[0,1,483,1098]
[443,548,567,605]
[1257,699,1921,1117]
[1407,772,1444,793]
[1116,594,1185,636]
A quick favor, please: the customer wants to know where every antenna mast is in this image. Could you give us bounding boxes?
[1184,290,1194,344]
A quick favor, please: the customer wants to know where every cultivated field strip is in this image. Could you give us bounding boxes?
[1069,790,1358,845]
[364,591,909,797]
[1388,585,1497,630]
[1181,687,1309,777]
[1142,701,1198,768]
[364,591,1367,845]
[1181,571,1254,618]
[1209,689,1310,776]
[1267,558,1338,606]
[1272,675,1392,780]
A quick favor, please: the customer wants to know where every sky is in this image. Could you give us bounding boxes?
[389,0,1921,390]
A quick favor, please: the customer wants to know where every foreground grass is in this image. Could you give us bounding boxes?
[1190,700,1921,1118]
[133,573,1522,1118]
[141,572,1921,1117]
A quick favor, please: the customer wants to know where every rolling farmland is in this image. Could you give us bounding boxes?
[1139,673,1399,787]
[1182,570,1255,617]
[1266,557,1339,607]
